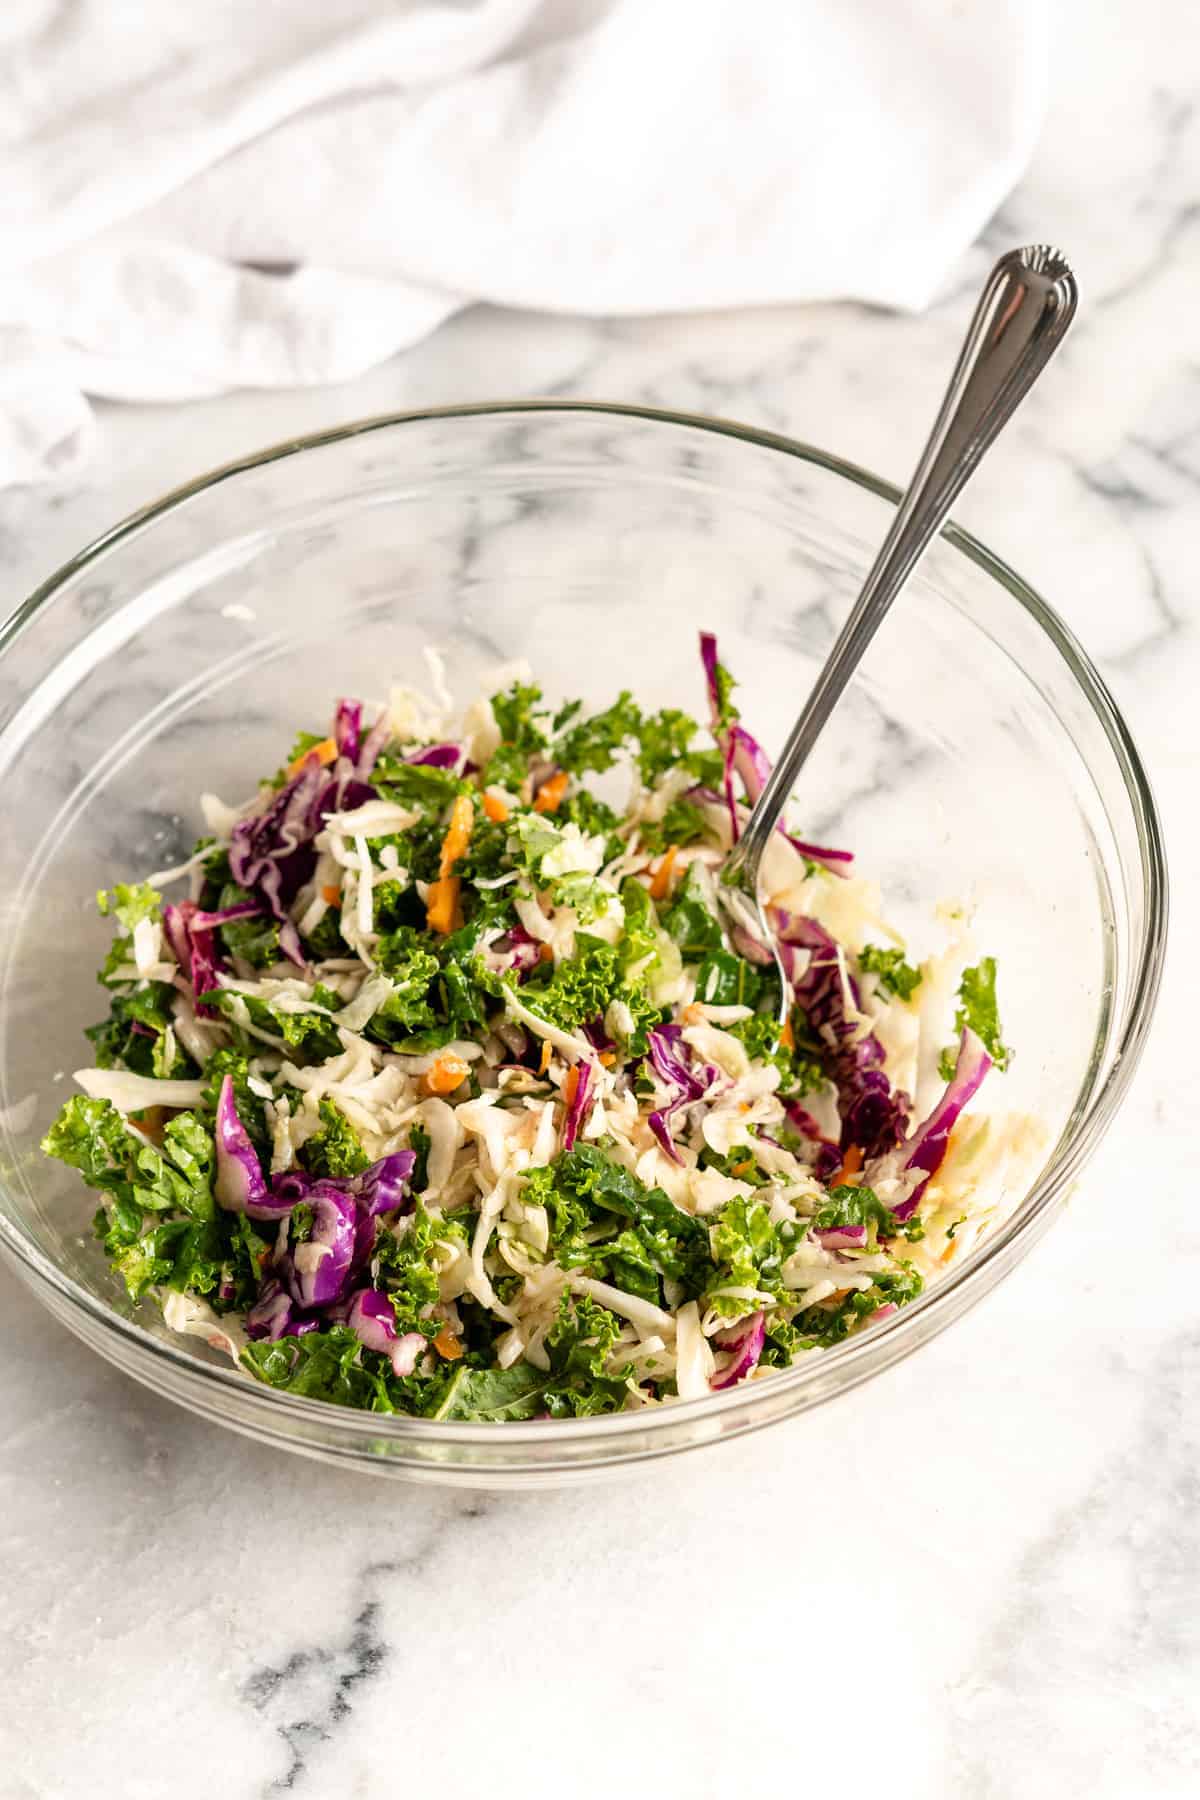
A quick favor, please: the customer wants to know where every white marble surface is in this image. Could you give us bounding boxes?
[2,4,1197,1794]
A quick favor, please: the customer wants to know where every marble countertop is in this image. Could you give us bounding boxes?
[2,8,1196,1796]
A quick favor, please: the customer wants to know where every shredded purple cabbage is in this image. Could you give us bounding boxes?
[710,1311,766,1389]
[779,913,910,1159]
[646,1024,718,1163]
[228,713,382,966]
[334,698,363,763]
[406,744,465,771]
[338,1288,427,1376]
[782,1099,843,1182]
[356,709,392,778]
[890,1028,992,1220]
[213,1075,292,1220]
[245,1281,319,1341]
[163,899,222,1017]
[692,633,853,875]
[188,900,262,932]
[562,1061,595,1152]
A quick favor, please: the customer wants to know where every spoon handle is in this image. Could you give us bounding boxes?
[733,244,1078,874]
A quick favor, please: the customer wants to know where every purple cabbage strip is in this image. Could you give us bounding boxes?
[503,924,544,981]
[341,1289,427,1377]
[406,744,465,771]
[815,1223,868,1249]
[213,1074,292,1220]
[710,1311,767,1390]
[129,1018,157,1040]
[228,719,382,967]
[782,1099,843,1183]
[647,1023,708,1100]
[699,629,722,728]
[721,734,741,844]
[692,632,853,874]
[279,1186,359,1309]
[355,709,392,778]
[352,1150,418,1216]
[245,1281,318,1341]
[271,1151,418,1307]
[163,899,222,1017]
[889,1028,992,1221]
[562,1061,595,1152]
[582,1016,614,1053]
[729,722,771,802]
[784,833,855,871]
[229,757,328,967]
[779,913,910,1160]
[188,900,262,932]
[334,698,363,763]
[686,783,853,879]
[646,1025,718,1163]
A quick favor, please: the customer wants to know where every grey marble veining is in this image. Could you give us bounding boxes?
[2,2,1198,1793]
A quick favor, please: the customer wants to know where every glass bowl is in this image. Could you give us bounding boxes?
[0,403,1166,1487]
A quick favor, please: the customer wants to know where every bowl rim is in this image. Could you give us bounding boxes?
[0,399,1169,1454]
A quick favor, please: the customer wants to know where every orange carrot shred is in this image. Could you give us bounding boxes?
[287,736,338,778]
[828,1143,863,1188]
[598,1051,616,1068]
[421,1052,471,1097]
[648,845,679,900]
[439,794,474,876]
[538,941,554,964]
[481,790,509,823]
[539,1040,553,1075]
[135,1106,168,1145]
[432,1323,464,1361]
[321,884,341,907]
[425,874,462,935]
[532,770,569,814]
[563,1067,580,1109]
[779,1015,795,1051]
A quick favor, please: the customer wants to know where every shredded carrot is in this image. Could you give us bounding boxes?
[563,1066,581,1109]
[438,794,474,876]
[598,1051,616,1068]
[648,844,679,901]
[321,884,341,907]
[421,1052,471,1097]
[532,769,569,814]
[432,1323,464,1361]
[288,736,338,778]
[539,1040,553,1076]
[729,1157,754,1179]
[828,1143,863,1188]
[538,941,555,964]
[481,790,510,823]
[941,1241,959,1264]
[425,796,474,933]
[779,1015,795,1051]
[828,1288,851,1305]
[424,875,462,936]
[135,1106,168,1144]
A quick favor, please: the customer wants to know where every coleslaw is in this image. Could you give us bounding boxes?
[43,634,1034,1420]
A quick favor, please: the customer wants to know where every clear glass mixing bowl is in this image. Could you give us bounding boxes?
[0,404,1167,1487]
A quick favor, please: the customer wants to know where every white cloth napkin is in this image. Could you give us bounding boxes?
[0,0,1047,487]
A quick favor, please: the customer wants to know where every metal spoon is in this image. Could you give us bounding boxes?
[720,244,1078,1014]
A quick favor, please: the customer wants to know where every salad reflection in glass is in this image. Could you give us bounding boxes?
[44,635,1031,1421]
